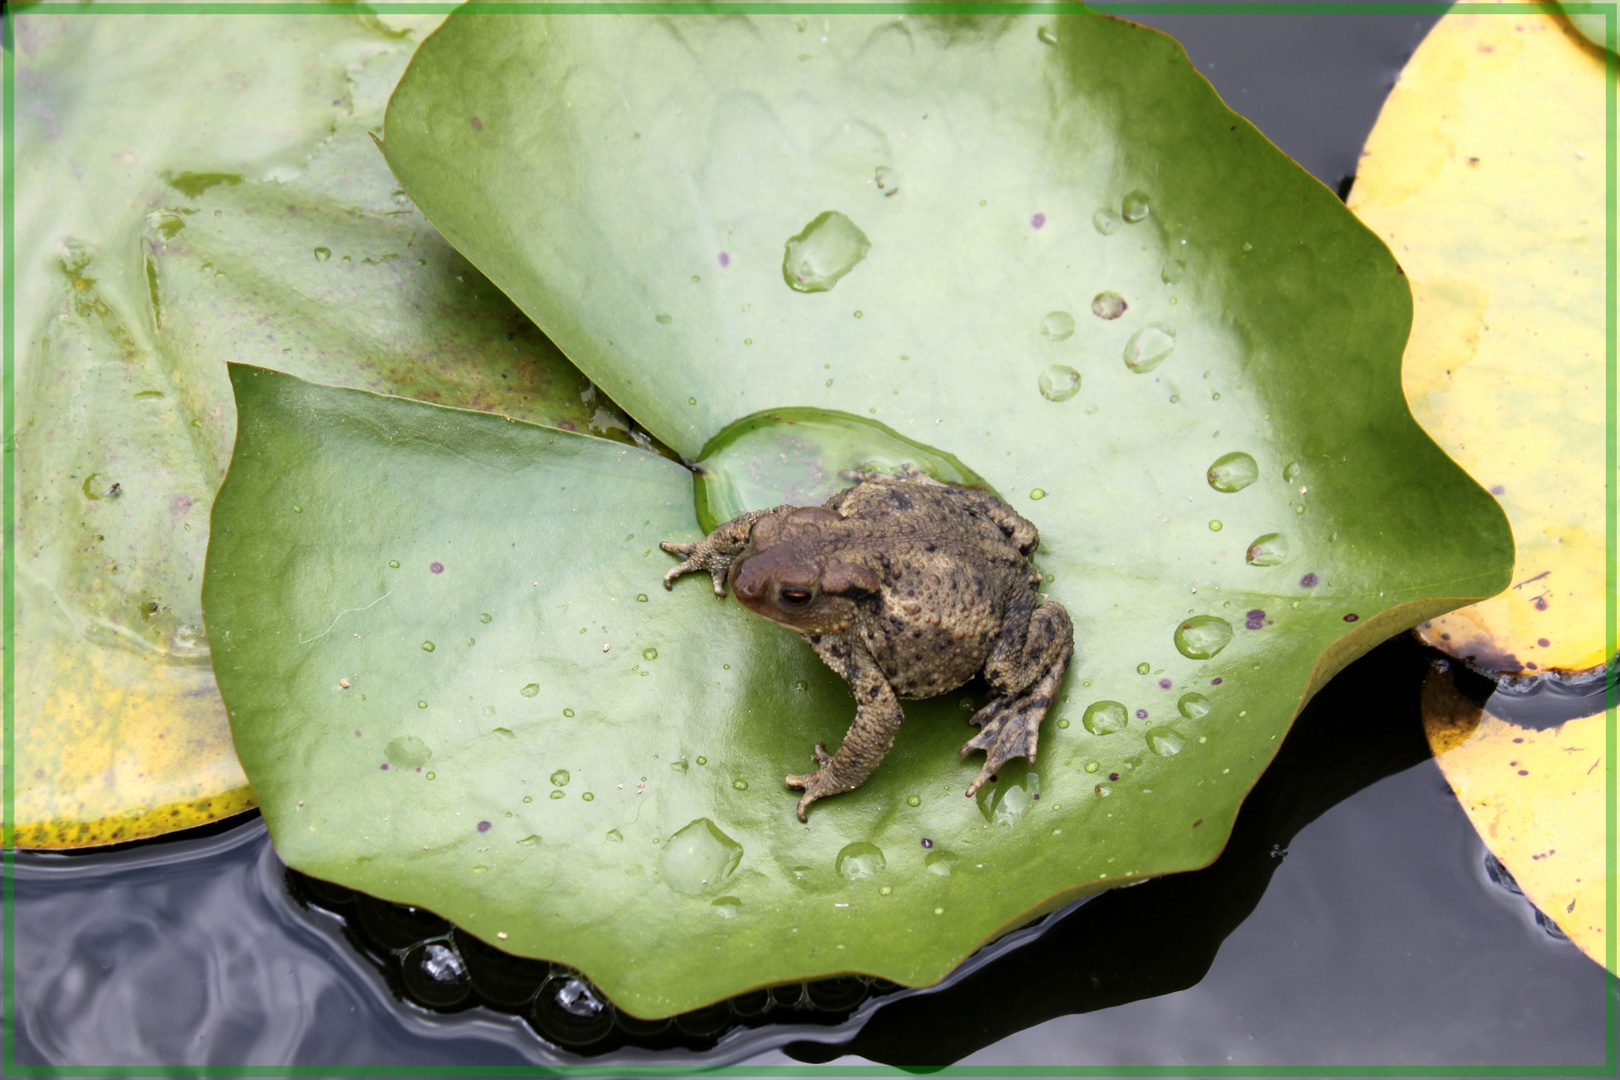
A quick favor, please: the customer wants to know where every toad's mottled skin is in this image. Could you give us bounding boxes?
[661,466,1073,820]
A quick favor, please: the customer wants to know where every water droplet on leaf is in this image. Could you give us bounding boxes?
[1123,324,1176,373]
[1178,693,1212,719]
[1040,310,1075,341]
[1038,365,1081,401]
[1091,291,1127,320]
[1207,452,1259,493]
[661,819,744,894]
[1148,728,1186,757]
[783,211,870,292]
[1175,615,1233,659]
[1246,533,1290,566]
[836,841,886,880]
[1082,700,1129,735]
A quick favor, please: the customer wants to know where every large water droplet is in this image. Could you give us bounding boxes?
[385,735,431,769]
[1040,310,1076,341]
[1121,190,1151,222]
[1123,324,1176,373]
[1177,692,1212,720]
[1175,615,1233,659]
[783,211,870,292]
[660,818,744,894]
[835,841,886,881]
[1207,452,1259,493]
[924,850,958,876]
[313,246,331,261]
[1093,208,1123,235]
[1038,365,1081,402]
[1091,291,1127,320]
[692,408,983,533]
[975,773,1035,825]
[642,647,658,661]
[1148,728,1186,757]
[1283,461,1302,482]
[550,769,571,787]
[1082,700,1129,735]
[1246,533,1291,566]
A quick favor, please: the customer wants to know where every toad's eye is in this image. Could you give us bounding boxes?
[779,587,813,607]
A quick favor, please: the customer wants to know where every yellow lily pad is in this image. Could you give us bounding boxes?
[1348,1,1607,676]
[1422,663,1612,973]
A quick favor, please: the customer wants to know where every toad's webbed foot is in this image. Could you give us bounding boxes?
[784,742,843,822]
[961,604,1073,796]
[960,696,1046,797]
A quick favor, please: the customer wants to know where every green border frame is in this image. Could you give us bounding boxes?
[0,1,1614,1075]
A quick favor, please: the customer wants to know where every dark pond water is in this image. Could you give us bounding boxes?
[8,4,1613,1072]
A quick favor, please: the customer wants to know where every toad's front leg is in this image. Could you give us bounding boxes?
[785,635,904,821]
[661,507,787,595]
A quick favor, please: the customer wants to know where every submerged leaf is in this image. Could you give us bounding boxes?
[214,8,1507,1013]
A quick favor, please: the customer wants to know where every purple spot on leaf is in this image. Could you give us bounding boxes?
[1537,638,1550,647]
[1030,212,1046,229]
[1343,613,1359,622]
[920,837,934,849]
[1534,596,1548,610]
[1108,772,1120,781]
[1135,708,1148,719]
[430,562,444,574]
[380,763,389,770]
[1245,609,1266,630]
[1490,485,1505,496]
[477,820,492,832]
[1158,678,1172,689]
[1299,573,1318,588]
[718,252,730,268]
[1210,677,1223,686]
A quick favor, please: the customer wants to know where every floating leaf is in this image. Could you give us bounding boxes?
[212,9,1508,1015]
[1422,663,1612,973]
[7,10,625,847]
[1349,1,1606,676]
[1352,1,1612,974]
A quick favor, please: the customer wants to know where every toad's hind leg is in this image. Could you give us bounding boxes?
[961,600,1074,797]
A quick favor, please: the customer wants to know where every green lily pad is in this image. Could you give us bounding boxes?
[211,8,1510,1015]
[7,9,632,847]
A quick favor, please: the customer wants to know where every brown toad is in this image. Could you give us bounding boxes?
[661,465,1073,820]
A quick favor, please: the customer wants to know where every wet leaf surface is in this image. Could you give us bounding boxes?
[8,10,622,846]
[215,9,1508,1014]
[1349,1,1607,676]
